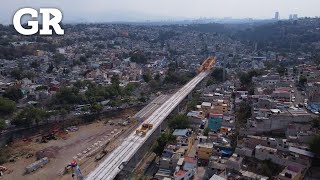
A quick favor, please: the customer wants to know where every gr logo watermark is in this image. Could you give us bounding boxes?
[13,8,64,35]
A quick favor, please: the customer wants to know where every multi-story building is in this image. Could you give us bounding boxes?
[197,143,213,160]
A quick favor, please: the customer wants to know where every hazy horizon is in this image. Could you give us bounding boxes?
[1,0,320,24]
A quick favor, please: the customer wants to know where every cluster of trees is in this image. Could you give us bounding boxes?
[12,107,50,127]
[0,97,16,116]
[187,92,201,112]
[236,101,252,127]
[239,69,263,94]
[309,117,320,155]
[164,62,196,85]
[130,51,148,64]
[168,114,190,130]
[164,69,195,86]
[3,87,23,102]
[191,23,236,34]
[207,68,226,86]
[153,114,190,156]
[153,132,176,156]
[142,73,152,83]
[0,119,6,131]
[239,70,262,87]
[10,67,35,80]
[0,45,36,60]
[52,78,137,108]
[53,53,67,65]
[157,30,178,43]
[236,20,320,52]
[299,75,308,87]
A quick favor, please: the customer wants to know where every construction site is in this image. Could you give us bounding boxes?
[0,108,138,180]
[0,93,174,180]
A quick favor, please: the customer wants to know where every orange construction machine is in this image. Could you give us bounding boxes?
[199,56,216,72]
[136,123,153,136]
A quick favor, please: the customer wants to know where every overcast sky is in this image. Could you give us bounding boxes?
[1,0,319,24]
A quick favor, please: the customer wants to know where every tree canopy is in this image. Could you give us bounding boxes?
[168,114,190,130]
[153,132,176,156]
[12,107,48,127]
[3,87,23,102]
[0,97,16,115]
[0,119,6,130]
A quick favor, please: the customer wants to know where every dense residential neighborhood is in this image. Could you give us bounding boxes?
[0,15,320,180]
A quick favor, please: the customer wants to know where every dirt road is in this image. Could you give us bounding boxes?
[2,117,137,180]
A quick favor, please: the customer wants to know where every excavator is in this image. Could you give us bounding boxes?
[198,56,216,73]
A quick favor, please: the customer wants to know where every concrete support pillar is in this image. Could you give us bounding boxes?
[176,104,180,113]
[188,93,193,100]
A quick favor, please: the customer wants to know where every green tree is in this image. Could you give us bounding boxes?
[91,103,103,113]
[0,97,16,115]
[79,56,87,63]
[153,132,176,156]
[111,75,120,89]
[203,127,210,136]
[130,51,148,64]
[142,73,152,83]
[53,87,84,105]
[211,68,225,82]
[10,68,23,80]
[53,53,66,65]
[0,119,6,130]
[293,66,298,74]
[312,117,320,128]
[46,63,54,73]
[299,75,307,86]
[312,54,320,65]
[3,87,23,102]
[168,114,190,130]
[148,80,161,91]
[236,101,252,127]
[206,78,215,86]
[277,66,287,77]
[30,60,40,68]
[239,70,262,87]
[309,135,320,155]
[154,73,161,81]
[12,107,48,127]
[60,108,68,121]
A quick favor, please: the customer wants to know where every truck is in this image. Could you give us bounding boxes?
[25,157,49,174]
[136,123,153,136]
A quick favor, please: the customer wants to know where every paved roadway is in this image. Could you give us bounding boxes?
[86,71,210,180]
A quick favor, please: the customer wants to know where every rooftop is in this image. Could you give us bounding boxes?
[173,129,189,137]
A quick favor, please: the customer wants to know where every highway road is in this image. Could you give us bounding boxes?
[86,71,210,180]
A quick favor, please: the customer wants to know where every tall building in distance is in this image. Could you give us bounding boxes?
[289,14,293,20]
[274,11,279,20]
[293,14,298,20]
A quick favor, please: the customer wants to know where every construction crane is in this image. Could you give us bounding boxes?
[198,56,216,73]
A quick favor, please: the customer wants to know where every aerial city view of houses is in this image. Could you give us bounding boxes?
[0,1,320,180]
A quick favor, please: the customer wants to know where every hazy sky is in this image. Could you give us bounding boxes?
[1,0,319,24]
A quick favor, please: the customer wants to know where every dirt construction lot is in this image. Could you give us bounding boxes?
[1,117,137,180]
